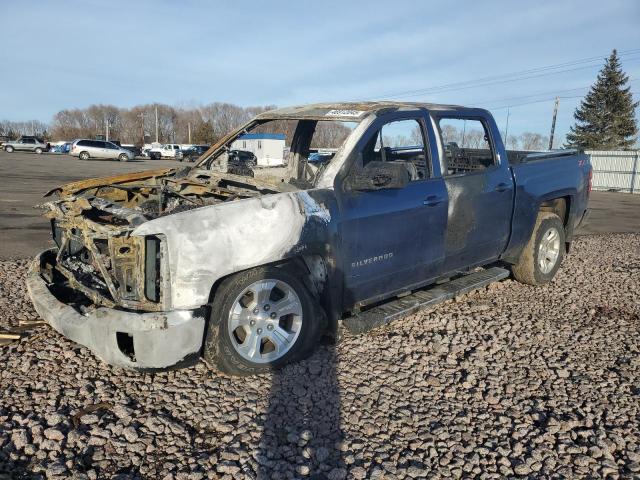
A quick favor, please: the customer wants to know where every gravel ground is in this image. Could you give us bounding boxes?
[1,234,639,479]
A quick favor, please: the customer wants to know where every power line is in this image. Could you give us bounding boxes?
[388,57,640,100]
[478,78,639,109]
[367,49,640,100]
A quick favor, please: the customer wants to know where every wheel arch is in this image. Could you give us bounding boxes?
[205,254,333,336]
[538,194,573,251]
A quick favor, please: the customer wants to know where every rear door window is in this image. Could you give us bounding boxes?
[436,117,496,175]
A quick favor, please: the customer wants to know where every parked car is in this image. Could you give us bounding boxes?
[228,149,257,166]
[4,136,49,154]
[148,143,182,159]
[70,139,135,161]
[177,145,210,162]
[226,149,257,176]
[27,102,591,375]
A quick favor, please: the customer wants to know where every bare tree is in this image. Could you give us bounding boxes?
[505,135,520,150]
[519,132,549,151]
[463,129,486,148]
[311,121,353,148]
[440,124,460,145]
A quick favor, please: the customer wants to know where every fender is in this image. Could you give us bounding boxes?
[133,189,337,310]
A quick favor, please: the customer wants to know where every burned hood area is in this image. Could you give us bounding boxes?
[38,166,296,313]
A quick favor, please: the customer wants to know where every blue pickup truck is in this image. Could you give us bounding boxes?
[27,102,591,374]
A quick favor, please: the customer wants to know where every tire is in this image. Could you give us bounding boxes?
[35,147,43,154]
[5,146,13,153]
[118,153,129,162]
[512,212,565,285]
[204,265,322,375]
[79,151,90,160]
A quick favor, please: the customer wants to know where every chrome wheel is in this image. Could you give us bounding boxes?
[227,279,303,364]
[538,227,560,274]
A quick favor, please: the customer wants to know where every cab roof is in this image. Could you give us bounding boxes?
[254,101,467,122]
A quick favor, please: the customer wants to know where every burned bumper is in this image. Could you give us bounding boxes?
[26,250,206,369]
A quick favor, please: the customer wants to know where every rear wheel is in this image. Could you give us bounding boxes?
[79,151,90,160]
[118,153,129,162]
[204,266,321,375]
[512,212,565,285]
[5,146,13,153]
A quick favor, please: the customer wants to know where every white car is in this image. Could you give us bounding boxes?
[70,139,135,161]
[149,143,182,159]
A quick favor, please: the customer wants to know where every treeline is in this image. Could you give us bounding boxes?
[0,102,353,148]
[440,124,550,151]
[49,103,279,145]
[0,102,550,151]
[0,120,49,139]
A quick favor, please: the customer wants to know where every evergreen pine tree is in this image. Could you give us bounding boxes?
[565,49,638,150]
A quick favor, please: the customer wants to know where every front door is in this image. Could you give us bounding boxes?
[339,114,448,307]
[18,139,33,151]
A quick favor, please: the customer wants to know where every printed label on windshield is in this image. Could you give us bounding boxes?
[325,109,366,118]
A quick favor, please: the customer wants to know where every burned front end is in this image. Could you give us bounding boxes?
[27,167,282,368]
[44,196,166,312]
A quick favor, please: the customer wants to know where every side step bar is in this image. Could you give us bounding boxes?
[342,267,510,335]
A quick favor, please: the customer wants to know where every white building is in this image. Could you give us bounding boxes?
[231,133,286,166]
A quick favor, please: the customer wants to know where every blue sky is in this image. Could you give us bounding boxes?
[1,0,639,143]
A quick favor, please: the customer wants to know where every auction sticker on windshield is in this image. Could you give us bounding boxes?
[325,109,366,118]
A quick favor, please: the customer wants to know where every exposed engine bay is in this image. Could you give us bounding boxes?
[40,166,296,313]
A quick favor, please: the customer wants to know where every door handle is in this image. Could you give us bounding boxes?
[494,183,509,192]
[423,195,444,206]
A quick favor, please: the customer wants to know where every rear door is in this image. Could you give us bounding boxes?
[339,112,449,306]
[432,113,514,271]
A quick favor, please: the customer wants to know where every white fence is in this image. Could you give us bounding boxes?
[586,150,640,194]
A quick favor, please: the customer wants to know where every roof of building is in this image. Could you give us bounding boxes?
[237,133,286,140]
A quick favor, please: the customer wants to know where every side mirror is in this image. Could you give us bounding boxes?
[345,160,410,191]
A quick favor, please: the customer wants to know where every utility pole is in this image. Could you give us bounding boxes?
[188,122,191,144]
[548,97,559,150]
[139,112,145,146]
[105,117,110,142]
[504,107,510,146]
[155,106,159,143]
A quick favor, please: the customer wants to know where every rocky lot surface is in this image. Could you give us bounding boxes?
[1,234,639,479]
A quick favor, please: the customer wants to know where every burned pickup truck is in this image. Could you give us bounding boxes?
[27,102,591,374]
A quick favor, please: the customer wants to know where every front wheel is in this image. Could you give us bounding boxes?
[204,266,321,375]
[35,147,43,154]
[511,212,565,285]
[118,153,129,162]
[5,146,14,153]
[79,151,90,160]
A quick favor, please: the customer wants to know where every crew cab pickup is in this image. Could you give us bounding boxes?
[148,143,182,159]
[27,102,591,374]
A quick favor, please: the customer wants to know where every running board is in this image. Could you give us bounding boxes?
[342,267,510,335]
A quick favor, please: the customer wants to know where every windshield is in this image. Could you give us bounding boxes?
[199,118,358,188]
